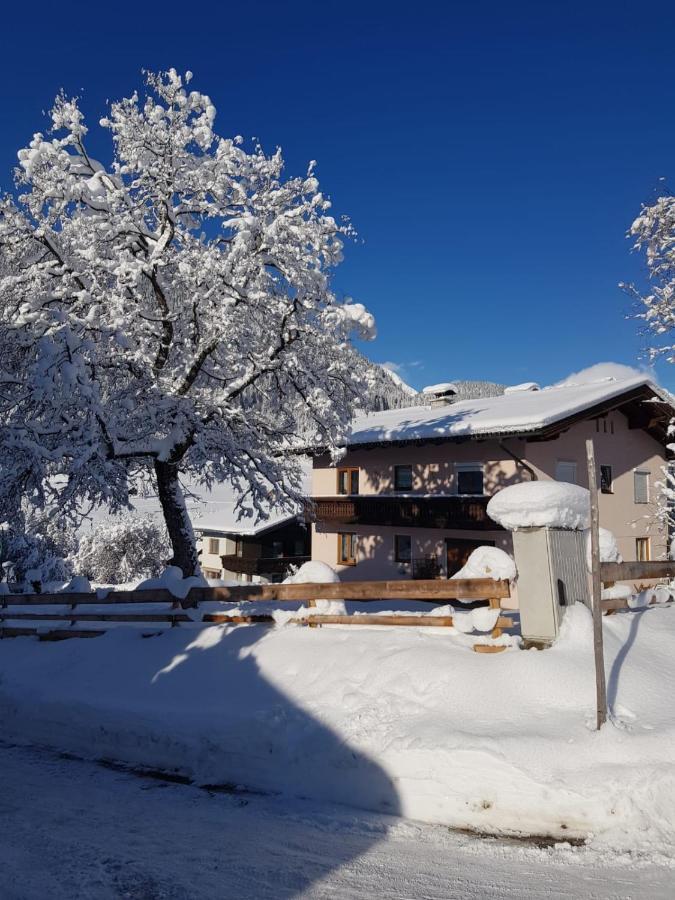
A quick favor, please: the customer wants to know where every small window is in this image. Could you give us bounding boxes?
[600,465,613,494]
[235,539,244,558]
[555,460,577,484]
[634,470,650,504]
[394,465,413,491]
[394,534,412,563]
[456,464,483,496]
[271,540,284,558]
[338,532,357,565]
[208,538,219,555]
[337,467,359,495]
[636,537,651,561]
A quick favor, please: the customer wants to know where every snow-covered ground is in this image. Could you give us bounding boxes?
[0,741,672,899]
[1,601,675,858]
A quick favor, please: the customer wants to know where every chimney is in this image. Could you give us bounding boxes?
[421,382,458,407]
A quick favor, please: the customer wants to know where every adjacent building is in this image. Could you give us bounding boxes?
[310,375,674,580]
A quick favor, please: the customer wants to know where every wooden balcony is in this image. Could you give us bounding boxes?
[220,554,311,577]
[312,496,498,531]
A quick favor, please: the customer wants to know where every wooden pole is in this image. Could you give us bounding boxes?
[586,438,608,730]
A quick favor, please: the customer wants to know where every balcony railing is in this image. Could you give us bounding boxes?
[220,554,311,577]
[312,495,498,531]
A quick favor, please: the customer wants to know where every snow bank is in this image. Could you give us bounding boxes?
[135,566,208,600]
[2,603,675,855]
[487,481,590,531]
[62,575,92,594]
[585,527,622,571]
[277,561,346,622]
[283,560,340,585]
[451,546,516,581]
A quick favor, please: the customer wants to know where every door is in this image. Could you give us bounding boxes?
[445,538,494,577]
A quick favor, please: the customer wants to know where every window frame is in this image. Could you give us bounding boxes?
[337,466,359,495]
[636,537,651,562]
[634,469,650,505]
[555,459,578,484]
[394,534,412,564]
[394,464,413,492]
[338,532,357,566]
[455,462,484,497]
[600,464,613,495]
[208,537,220,555]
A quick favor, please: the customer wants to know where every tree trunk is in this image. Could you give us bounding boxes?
[154,460,200,577]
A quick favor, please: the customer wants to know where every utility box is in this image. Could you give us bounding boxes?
[512,528,590,645]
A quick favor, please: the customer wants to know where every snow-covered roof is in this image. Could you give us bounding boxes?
[84,461,312,537]
[345,375,671,446]
[421,382,458,395]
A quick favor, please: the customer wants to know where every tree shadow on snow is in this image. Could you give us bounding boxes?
[139,622,401,897]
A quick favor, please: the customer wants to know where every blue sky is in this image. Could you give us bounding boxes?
[2,1,675,391]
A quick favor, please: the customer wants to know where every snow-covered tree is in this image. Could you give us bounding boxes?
[626,192,675,540]
[0,69,374,575]
[75,515,170,584]
[627,193,675,360]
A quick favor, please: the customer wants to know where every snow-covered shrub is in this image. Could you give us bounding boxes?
[75,516,171,584]
[1,528,72,587]
[0,506,76,588]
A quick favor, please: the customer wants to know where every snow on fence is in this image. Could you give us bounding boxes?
[0,578,514,653]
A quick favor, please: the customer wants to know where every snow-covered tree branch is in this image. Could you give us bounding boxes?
[0,69,375,575]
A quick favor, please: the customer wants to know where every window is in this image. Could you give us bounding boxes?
[456,463,484,496]
[271,540,284,558]
[394,465,413,491]
[293,538,306,557]
[338,532,357,565]
[634,470,650,504]
[636,537,651,561]
[337,467,359,495]
[394,534,412,563]
[208,538,219,555]
[203,568,221,579]
[235,539,244,558]
[600,465,613,494]
[555,460,577,484]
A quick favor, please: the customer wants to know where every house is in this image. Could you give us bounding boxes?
[198,515,310,582]
[310,374,674,580]
[195,462,313,582]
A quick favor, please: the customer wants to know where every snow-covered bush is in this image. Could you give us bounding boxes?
[0,506,76,588]
[75,516,171,584]
[1,528,72,587]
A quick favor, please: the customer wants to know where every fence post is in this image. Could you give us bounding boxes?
[586,438,608,730]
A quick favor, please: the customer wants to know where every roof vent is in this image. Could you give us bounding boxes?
[421,382,458,407]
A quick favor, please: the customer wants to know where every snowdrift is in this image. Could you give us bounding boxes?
[1,603,675,855]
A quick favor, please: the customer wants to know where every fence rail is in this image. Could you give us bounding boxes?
[600,561,675,583]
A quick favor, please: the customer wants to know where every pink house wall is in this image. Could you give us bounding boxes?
[311,409,667,580]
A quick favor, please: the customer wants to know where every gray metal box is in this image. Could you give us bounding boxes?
[512,528,590,645]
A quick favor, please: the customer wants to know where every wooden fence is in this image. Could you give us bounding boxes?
[599,560,675,610]
[0,577,514,652]
[2,561,672,647]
